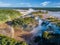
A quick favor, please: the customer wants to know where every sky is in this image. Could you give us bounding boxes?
[0,0,60,7]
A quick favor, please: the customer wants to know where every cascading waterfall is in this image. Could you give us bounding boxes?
[31,16,43,37]
[30,16,60,38]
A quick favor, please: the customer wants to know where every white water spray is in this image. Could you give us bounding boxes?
[31,16,43,37]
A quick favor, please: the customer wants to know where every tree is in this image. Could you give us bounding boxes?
[0,34,28,45]
[43,31,49,39]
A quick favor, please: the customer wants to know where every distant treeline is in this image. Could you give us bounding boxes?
[0,7,60,11]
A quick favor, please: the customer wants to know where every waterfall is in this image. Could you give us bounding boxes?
[30,16,60,37]
[30,16,43,37]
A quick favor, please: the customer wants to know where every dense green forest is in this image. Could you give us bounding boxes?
[0,34,27,45]
[0,9,29,45]
[9,17,35,27]
[0,8,60,11]
[46,17,60,27]
[0,9,21,23]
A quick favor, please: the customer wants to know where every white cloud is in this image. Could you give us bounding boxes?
[55,6,60,7]
[19,3,30,5]
[0,2,11,7]
[40,1,50,6]
[17,3,32,7]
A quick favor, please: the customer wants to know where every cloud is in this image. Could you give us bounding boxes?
[19,3,30,5]
[55,6,60,7]
[40,1,50,6]
[0,2,31,7]
[17,3,32,7]
[0,2,11,7]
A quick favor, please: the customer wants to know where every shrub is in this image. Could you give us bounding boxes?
[0,34,27,45]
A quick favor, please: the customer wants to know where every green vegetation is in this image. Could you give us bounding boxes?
[46,17,60,27]
[43,31,52,39]
[11,17,35,27]
[47,17,59,22]
[0,9,21,23]
[0,34,27,45]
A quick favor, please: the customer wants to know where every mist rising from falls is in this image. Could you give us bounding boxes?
[31,17,44,37]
